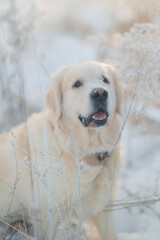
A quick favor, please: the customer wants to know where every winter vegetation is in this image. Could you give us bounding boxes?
[0,0,160,239]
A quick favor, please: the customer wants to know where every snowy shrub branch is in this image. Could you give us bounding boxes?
[96,22,160,122]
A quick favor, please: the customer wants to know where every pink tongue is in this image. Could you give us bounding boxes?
[92,111,106,120]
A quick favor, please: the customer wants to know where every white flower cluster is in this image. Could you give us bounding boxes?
[98,23,160,118]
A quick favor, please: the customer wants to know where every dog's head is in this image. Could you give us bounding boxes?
[46,62,122,130]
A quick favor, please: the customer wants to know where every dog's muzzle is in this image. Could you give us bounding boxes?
[79,108,109,127]
[79,88,109,127]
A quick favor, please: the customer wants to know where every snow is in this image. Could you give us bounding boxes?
[0,0,160,239]
[115,122,160,240]
[23,32,97,108]
[146,108,160,122]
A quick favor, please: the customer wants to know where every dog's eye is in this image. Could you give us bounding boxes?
[101,76,110,84]
[72,80,83,88]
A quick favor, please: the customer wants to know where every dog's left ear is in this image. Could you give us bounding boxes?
[110,66,122,116]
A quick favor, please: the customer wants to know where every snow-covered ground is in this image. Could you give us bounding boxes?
[116,122,160,240]
[0,0,160,239]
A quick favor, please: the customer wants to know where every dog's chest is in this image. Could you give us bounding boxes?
[74,165,111,217]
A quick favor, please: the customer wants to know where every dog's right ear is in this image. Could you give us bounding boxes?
[46,80,61,122]
[46,66,69,122]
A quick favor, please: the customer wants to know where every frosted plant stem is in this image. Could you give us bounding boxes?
[104,195,160,211]
[40,61,82,239]
[94,71,140,182]
[9,0,36,237]
[96,72,141,238]
[61,103,82,240]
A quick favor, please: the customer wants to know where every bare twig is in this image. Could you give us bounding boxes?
[0,219,33,240]
[105,195,160,212]
[123,187,160,219]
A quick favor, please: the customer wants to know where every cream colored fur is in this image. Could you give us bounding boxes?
[0,62,122,240]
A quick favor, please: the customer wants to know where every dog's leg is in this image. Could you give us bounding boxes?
[92,211,117,240]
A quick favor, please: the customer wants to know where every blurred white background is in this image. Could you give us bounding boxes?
[0,0,160,239]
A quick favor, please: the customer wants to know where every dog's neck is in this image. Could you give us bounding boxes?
[50,111,119,160]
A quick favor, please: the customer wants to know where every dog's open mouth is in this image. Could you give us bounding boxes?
[79,109,109,127]
[92,110,107,121]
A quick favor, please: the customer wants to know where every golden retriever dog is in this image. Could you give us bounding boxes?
[0,62,122,240]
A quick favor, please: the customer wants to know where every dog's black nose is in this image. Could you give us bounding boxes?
[91,88,108,102]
